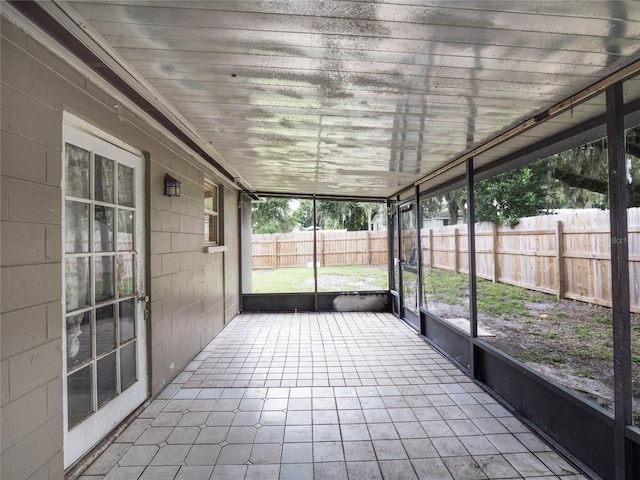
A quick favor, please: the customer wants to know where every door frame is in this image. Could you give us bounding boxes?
[396,195,421,331]
[61,113,148,468]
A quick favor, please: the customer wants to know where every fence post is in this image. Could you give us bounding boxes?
[275,235,279,268]
[556,220,565,300]
[454,228,459,273]
[429,229,434,267]
[492,223,499,282]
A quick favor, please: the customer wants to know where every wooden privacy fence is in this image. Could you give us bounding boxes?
[252,209,640,312]
[422,209,640,313]
[252,230,388,269]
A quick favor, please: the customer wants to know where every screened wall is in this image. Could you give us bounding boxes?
[386,75,640,480]
[241,195,389,312]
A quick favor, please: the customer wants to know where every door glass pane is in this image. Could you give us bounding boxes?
[119,299,136,342]
[94,206,114,252]
[392,209,399,292]
[66,311,92,371]
[94,155,114,203]
[97,353,117,407]
[66,257,91,311]
[65,201,90,253]
[117,164,134,207]
[66,143,91,199]
[95,256,115,302]
[401,204,418,315]
[120,342,137,391]
[117,210,134,251]
[95,305,116,355]
[67,366,93,429]
[117,254,135,297]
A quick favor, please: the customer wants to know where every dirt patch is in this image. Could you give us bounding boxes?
[432,295,640,418]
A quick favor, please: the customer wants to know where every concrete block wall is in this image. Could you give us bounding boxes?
[1,15,239,479]
[1,18,66,480]
[148,155,234,394]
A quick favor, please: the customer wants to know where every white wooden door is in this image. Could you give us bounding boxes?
[62,115,148,468]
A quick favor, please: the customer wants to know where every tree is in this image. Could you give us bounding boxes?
[362,202,387,231]
[443,189,467,224]
[420,196,444,220]
[547,125,640,208]
[316,200,369,231]
[292,199,314,229]
[474,161,552,226]
[252,197,296,233]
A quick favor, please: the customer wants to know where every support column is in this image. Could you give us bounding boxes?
[607,82,632,480]
[313,195,318,311]
[415,186,424,334]
[467,159,478,378]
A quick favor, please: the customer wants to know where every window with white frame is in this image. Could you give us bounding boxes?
[204,181,219,245]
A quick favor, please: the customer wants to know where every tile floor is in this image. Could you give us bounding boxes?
[79,312,588,480]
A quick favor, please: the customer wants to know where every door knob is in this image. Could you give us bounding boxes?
[137,294,149,303]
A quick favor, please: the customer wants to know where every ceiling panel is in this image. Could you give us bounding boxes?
[65,0,640,197]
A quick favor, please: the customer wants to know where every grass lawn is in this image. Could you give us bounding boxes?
[251,265,388,293]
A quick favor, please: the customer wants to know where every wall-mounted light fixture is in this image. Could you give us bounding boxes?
[164,174,181,197]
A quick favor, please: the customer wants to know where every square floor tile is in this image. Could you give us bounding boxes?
[245,464,280,480]
[254,425,284,443]
[313,462,348,480]
[441,456,487,480]
[346,461,383,480]
[341,423,370,441]
[175,466,213,480]
[363,409,392,423]
[279,463,313,480]
[138,466,179,480]
[284,425,313,443]
[149,445,190,465]
[431,437,469,457]
[281,443,313,463]
[117,419,152,444]
[184,444,221,466]
[118,446,158,467]
[402,438,438,459]
[474,454,520,479]
[486,433,528,454]
[250,443,282,464]
[338,409,365,424]
[368,423,399,440]
[102,466,144,480]
[504,452,553,477]
[313,424,342,442]
[394,422,427,439]
[379,459,419,480]
[210,465,247,480]
[343,441,376,461]
[286,410,312,425]
[372,439,408,460]
[216,444,251,464]
[226,426,257,443]
[411,457,454,480]
[166,427,199,445]
[313,441,344,462]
